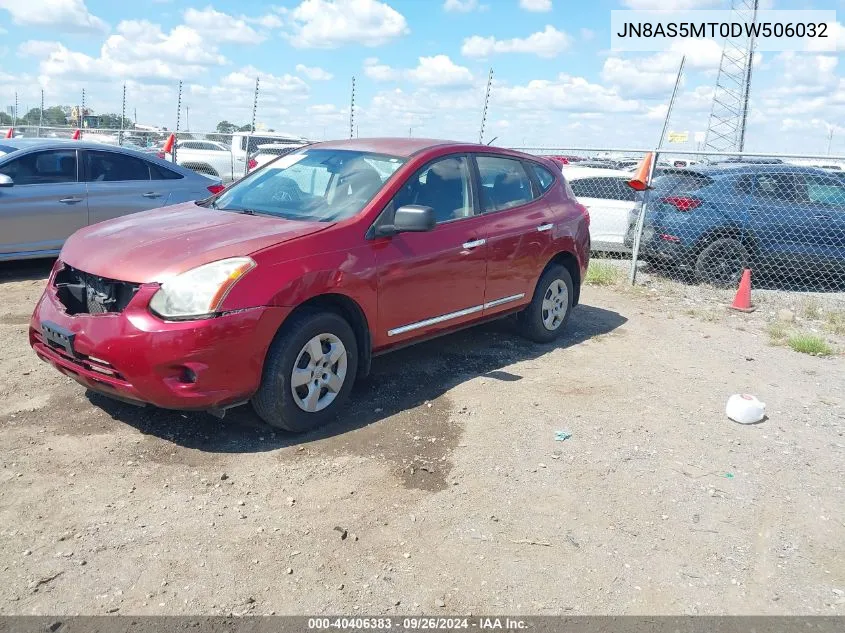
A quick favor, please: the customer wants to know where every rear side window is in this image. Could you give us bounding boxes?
[149,162,185,180]
[86,150,150,182]
[0,149,77,185]
[652,172,712,195]
[529,163,555,192]
[476,155,534,212]
[754,173,807,203]
[805,175,845,205]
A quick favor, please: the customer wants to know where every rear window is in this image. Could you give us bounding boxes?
[651,172,712,194]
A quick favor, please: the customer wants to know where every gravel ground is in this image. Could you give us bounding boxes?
[1,259,843,616]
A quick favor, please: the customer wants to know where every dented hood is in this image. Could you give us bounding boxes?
[60,202,331,283]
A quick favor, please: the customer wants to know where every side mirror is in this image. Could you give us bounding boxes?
[0,174,13,188]
[374,205,435,237]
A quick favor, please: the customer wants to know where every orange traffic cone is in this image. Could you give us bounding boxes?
[71,129,81,140]
[4,127,13,139]
[729,268,755,313]
[162,133,176,154]
[627,151,654,191]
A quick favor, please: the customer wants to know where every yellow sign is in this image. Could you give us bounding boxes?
[668,131,689,143]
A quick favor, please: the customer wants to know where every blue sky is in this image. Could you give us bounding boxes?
[0,0,843,153]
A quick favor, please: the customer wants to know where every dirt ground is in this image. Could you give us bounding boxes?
[1,259,843,616]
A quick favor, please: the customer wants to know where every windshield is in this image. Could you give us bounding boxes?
[207,148,405,221]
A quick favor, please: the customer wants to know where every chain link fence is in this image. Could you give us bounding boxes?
[2,125,311,183]
[517,147,845,294]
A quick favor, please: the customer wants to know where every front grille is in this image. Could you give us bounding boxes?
[54,264,140,315]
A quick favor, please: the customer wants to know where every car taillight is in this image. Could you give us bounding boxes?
[207,184,226,194]
[248,158,257,170]
[661,196,701,212]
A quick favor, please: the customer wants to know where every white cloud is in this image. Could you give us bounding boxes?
[461,25,571,58]
[406,55,474,87]
[0,0,108,33]
[443,0,485,11]
[286,0,409,48]
[183,7,265,44]
[363,57,400,81]
[601,41,721,98]
[19,20,227,83]
[519,0,552,11]
[295,64,334,81]
[496,74,641,114]
[364,55,473,87]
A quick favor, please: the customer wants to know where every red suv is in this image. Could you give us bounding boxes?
[30,139,590,432]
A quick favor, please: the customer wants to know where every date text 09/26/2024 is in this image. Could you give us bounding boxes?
[307,617,528,630]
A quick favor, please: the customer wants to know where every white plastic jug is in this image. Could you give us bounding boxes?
[726,394,766,424]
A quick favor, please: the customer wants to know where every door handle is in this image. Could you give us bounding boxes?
[537,223,554,232]
[142,192,163,198]
[462,239,486,249]
[59,197,84,204]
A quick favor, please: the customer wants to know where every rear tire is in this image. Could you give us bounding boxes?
[694,237,749,287]
[516,264,574,343]
[252,309,358,433]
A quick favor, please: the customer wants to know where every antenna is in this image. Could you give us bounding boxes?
[39,89,44,133]
[479,67,493,144]
[349,76,356,140]
[704,0,759,153]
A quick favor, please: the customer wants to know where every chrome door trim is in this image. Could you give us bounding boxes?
[483,293,525,310]
[387,304,484,337]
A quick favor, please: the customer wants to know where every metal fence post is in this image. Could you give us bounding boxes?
[628,150,660,286]
[243,134,252,178]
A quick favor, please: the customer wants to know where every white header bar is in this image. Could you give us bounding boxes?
[610,10,838,52]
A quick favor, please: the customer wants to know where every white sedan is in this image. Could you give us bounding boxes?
[562,166,638,254]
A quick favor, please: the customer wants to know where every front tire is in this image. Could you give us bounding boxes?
[516,264,574,343]
[252,309,358,433]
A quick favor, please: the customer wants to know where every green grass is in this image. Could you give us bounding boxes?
[585,261,624,286]
[766,321,789,344]
[786,334,834,357]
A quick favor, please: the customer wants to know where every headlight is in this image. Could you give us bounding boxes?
[149,257,256,320]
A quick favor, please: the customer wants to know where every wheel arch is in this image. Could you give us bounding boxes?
[286,293,372,379]
[694,226,758,256]
[543,251,582,306]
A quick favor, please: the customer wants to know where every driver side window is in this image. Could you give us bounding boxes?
[392,155,472,224]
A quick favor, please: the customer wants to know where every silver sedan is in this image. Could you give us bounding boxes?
[0,139,224,261]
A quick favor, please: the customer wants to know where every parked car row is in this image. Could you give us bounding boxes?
[624,164,845,285]
[0,139,224,261]
[162,132,308,182]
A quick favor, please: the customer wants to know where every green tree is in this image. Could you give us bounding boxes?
[0,112,12,126]
[216,120,237,134]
